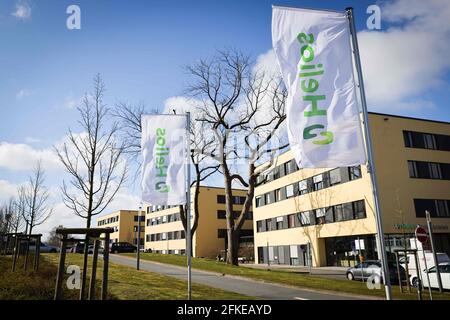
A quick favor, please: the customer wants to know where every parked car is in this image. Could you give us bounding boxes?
[346,260,407,283]
[410,262,450,290]
[28,241,59,253]
[69,242,86,253]
[399,252,450,276]
[110,242,136,254]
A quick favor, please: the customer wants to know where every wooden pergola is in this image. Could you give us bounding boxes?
[54,227,114,300]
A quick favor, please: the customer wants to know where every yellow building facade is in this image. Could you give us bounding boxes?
[96,210,145,246]
[253,113,450,267]
[144,186,254,259]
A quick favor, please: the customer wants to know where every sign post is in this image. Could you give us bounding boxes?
[415,225,433,300]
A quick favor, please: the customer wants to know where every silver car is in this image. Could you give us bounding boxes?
[346,260,406,282]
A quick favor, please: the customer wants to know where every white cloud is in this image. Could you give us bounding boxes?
[11,1,31,20]
[63,95,83,109]
[16,88,30,99]
[0,180,24,203]
[24,136,41,144]
[0,142,61,172]
[253,49,280,78]
[358,0,450,110]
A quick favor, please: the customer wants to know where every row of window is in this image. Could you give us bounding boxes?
[147,212,182,226]
[146,204,178,213]
[217,195,247,205]
[216,210,253,220]
[256,200,366,233]
[414,199,450,218]
[97,215,119,226]
[255,166,362,208]
[408,160,450,180]
[146,230,186,242]
[256,158,299,185]
[258,245,309,266]
[134,216,145,222]
[403,130,450,151]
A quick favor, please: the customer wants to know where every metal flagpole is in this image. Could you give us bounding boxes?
[185,112,192,300]
[346,7,392,300]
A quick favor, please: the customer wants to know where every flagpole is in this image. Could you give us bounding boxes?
[346,7,392,300]
[185,112,192,300]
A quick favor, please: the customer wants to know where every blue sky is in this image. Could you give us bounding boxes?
[1,0,450,236]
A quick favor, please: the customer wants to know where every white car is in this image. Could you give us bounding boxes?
[410,262,450,290]
[399,252,450,276]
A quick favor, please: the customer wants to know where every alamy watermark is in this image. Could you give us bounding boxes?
[366,5,381,30]
[66,265,81,289]
[66,5,81,30]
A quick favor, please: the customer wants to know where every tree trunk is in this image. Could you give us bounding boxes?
[223,162,237,265]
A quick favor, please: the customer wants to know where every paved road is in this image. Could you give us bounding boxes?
[110,255,372,300]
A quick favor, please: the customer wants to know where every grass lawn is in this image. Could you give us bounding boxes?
[124,253,450,300]
[0,254,252,300]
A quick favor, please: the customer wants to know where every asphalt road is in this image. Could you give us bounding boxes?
[110,254,372,300]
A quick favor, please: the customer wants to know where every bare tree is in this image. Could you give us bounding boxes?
[55,74,127,299]
[186,49,287,265]
[22,161,53,235]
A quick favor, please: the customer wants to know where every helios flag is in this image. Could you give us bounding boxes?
[272,6,366,168]
[141,115,187,205]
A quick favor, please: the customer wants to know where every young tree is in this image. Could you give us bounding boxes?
[55,74,127,299]
[23,161,53,235]
[186,49,287,265]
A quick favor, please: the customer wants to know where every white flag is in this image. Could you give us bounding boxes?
[272,6,366,168]
[141,115,187,205]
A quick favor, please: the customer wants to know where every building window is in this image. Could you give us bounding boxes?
[299,180,308,195]
[343,203,354,220]
[217,195,226,204]
[255,196,262,208]
[404,130,450,151]
[424,133,437,150]
[275,188,282,202]
[276,216,284,230]
[288,214,296,228]
[408,160,450,180]
[349,166,362,180]
[298,212,310,226]
[325,207,334,223]
[286,184,294,198]
[217,210,226,219]
[353,200,366,219]
[414,199,450,218]
[265,192,273,205]
[312,174,323,191]
[315,208,326,225]
[334,204,344,222]
[266,219,273,231]
[329,168,341,186]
